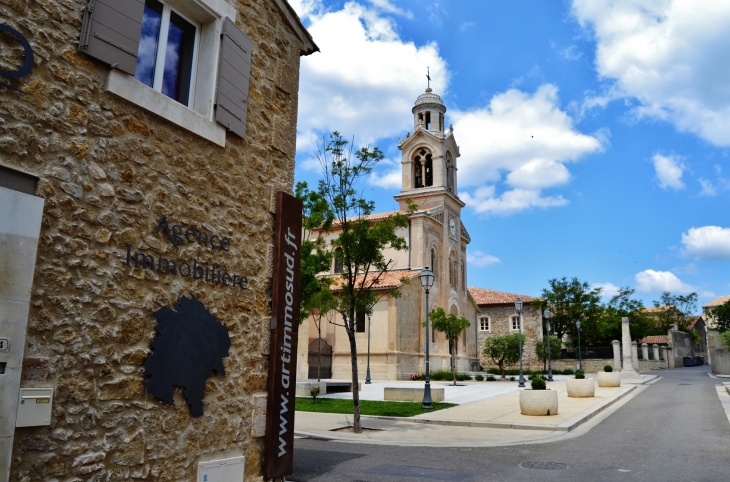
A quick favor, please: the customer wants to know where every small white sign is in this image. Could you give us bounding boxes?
[0,338,8,352]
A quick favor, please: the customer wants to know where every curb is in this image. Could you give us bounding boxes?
[294,378,658,443]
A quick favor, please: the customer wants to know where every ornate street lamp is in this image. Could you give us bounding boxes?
[419,266,435,409]
[576,320,583,373]
[365,305,373,384]
[544,308,553,382]
[515,297,525,388]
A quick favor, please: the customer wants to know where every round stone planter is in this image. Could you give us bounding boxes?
[597,371,621,387]
[566,378,595,398]
[519,389,558,416]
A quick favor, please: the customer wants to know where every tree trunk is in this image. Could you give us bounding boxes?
[346,323,361,433]
[451,341,457,386]
[500,361,505,379]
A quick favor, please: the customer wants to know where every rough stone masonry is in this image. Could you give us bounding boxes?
[0,0,314,480]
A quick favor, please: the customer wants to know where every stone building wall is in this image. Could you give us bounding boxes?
[0,0,309,480]
[478,304,542,369]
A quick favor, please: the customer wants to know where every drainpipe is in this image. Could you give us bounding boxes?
[407,218,411,270]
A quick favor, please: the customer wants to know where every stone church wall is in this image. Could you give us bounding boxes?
[1,0,306,480]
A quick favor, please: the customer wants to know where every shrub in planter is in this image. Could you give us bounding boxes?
[475,374,484,381]
[567,375,595,398]
[520,377,558,415]
[486,375,496,381]
[531,376,546,390]
[597,367,621,387]
[509,376,515,381]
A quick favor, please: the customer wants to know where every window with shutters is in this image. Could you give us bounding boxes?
[510,315,520,332]
[134,0,199,107]
[82,0,246,147]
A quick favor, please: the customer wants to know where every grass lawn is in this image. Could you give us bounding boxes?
[295,397,457,417]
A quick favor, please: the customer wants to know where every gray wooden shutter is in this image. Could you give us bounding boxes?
[78,0,145,75]
[216,18,252,139]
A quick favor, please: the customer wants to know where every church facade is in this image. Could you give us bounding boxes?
[297,88,538,381]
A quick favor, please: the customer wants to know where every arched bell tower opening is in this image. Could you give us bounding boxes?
[413,149,433,188]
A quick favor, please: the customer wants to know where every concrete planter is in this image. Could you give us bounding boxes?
[519,389,558,416]
[566,378,595,398]
[597,371,621,387]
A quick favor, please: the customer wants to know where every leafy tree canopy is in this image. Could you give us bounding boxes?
[651,291,699,332]
[597,287,653,342]
[541,277,604,344]
[712,299,730,333]
[482,333,523,379]
[426,307,471,385]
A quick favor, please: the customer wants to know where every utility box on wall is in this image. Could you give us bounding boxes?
[15,388,53,427]
[197,456,245,482]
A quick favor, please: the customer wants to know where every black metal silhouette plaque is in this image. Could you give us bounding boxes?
[145,295,231,416]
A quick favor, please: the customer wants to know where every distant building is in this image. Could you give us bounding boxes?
[703,295,730,329]
[469,288,543,368]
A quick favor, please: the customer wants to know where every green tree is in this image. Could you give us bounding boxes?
[535,336,562,372]
[426,307,471,385]
[483,334,523,379]
[712,299,730,333]
[597,287,653,342]
[541,277,604,345]
[295,181,334,325]
[314,132,412,432]
[652,291,699,332]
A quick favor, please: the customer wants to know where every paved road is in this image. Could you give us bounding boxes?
[290,367,730,481]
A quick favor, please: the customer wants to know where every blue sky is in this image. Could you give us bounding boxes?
[289,0,730,310]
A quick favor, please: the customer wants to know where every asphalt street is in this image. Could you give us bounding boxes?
[290,367,730,481]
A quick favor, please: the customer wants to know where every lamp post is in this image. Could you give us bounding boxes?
[365,306,373,384]
[419,266,435,409]
[544,308,553,382]
[576,320,583,373]
[515,298,525,388]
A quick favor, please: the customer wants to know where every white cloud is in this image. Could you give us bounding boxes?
[368,158,402,189]
[294,1,449,153]
[652,154,685,190]
[681,226,730,261]
[467,250,501,268]
[593,282,621,298]
[572,0,730,147]
[635,269,695,293]
[698,178,717,196]
[453,85,603,215]
[460,21,475,32]
[368,0,413,18]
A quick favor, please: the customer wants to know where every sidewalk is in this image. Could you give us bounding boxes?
[294,374,658,447]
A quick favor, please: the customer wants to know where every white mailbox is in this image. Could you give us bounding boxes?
[16,388,54,427]
[197,456,245,482]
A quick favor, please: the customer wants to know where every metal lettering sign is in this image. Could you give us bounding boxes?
[264,191,302,480]
[0,25,34,91]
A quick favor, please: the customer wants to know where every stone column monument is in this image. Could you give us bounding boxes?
[612,340,621,369]
[621,317,641,378]
[631,341,639,369]
[641,343,649,362]
[652,344,660,361]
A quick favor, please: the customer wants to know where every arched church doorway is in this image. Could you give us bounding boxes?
[308,338,332,380]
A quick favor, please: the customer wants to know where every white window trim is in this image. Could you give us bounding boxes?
[479,316,490,332]
[510,315,520,332]
[106,0,236,147]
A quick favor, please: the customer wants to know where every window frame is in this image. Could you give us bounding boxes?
[106,0,236,146]
[479,316,490,332]
[136,1,202,108]
[510,315,521,332]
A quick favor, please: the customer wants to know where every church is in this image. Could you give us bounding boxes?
[296,87,542,381]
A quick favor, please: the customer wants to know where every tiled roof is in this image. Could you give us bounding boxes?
[704,295,730,308]
[468,287,538,306]
[643,305,674,314]
[686,315,703,331]
[328,269,422,292]
[639,335,668,345]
